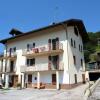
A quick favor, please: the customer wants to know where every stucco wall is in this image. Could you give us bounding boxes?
[2,25,85,84]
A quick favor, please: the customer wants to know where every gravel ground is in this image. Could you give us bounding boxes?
[0,84,87,100]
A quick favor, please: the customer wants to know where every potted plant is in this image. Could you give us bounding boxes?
[17,83,22,90]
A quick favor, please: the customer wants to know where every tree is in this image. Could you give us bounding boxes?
[84,31,100,63]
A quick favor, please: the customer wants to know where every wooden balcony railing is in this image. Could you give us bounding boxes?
[22,43,63,57]
[4,52,17,59]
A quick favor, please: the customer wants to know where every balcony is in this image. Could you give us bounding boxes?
[0,66,3,74]
[0,53,4,60]
[20,62,64,73]
[22,43,63,57]
[86,61,100,71]
[3,52,17,60]
[6,66,16,73]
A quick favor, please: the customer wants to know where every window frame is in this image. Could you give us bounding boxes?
[26,58,35,67]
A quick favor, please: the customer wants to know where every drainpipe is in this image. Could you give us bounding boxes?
[61,23,70,86]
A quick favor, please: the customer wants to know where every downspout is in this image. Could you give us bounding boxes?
[61,23,70,86]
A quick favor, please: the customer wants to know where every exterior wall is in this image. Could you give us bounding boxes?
[1,25,85,87]
[4,26,70,84]
[67,26,85,84]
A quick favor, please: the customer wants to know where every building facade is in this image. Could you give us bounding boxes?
[0,19,88,89]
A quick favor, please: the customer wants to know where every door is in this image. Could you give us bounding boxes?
[74,74,77,84]
[82,74,85,84]
[10,61,14,72]
[52,39,56,50]
[52,55,59,69]
[27,74,32,88]
[13,75,18,87]
[52,74,56,85]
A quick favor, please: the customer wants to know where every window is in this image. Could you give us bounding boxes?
[48,55,59,69]
[9,48,12,52]
[27,44,30,51]
[71,38,73,47]
[1,59,3,71]
[56,37,59,49]
[34,77,37,80]
[48,39,51,50]
[74,40,76,48]
[74,74,77,84]
[10,60,14,72]
[81,59,83,67]
[81,46,83,52]
[73,56,76,65]
[33,43,35,48]
[74,26,78,36]
[13,47,16,52]
[26,58,35,66]
[9,48,12,56]
[79,44,80,51]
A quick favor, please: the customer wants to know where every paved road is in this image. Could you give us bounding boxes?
[88,83,100,100]
[0,84,87,100]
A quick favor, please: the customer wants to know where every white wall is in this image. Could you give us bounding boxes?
[2,25,85,84]
[67,26,85,84]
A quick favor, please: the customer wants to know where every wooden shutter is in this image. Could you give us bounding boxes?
[48,39,51,51]
[48,56,51,70]
[56,37,59,49]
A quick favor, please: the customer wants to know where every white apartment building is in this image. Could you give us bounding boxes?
[0,19,88,89]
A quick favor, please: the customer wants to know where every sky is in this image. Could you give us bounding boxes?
[0,0,100,51]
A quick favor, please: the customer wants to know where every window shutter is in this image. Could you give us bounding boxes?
[48,39,51,51]
[48,56,51,70]
[9,48,12,56]
[33,43,35,48]
[56,37,59,49]
[71,38,73,47]
[27,59,29,66]
[27,44,30,51]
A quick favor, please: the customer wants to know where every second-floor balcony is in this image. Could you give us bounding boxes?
[22,43,63,57]
[3,52,17,60]
[0,66,4,74]
[20,62,64,73]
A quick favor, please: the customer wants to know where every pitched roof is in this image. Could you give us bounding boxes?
[0,19,89,44]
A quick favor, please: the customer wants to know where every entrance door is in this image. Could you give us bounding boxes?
[27,74,32,88]
[52,74,56,85]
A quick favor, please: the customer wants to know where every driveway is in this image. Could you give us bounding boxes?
[0,84,87,100]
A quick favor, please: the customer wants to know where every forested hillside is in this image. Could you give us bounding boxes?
[84,32,100,63]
